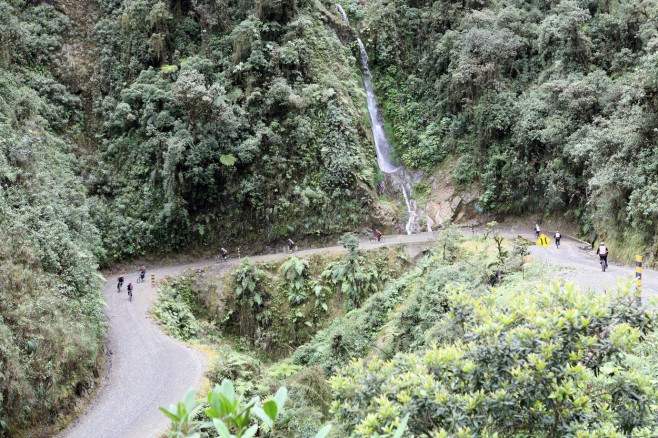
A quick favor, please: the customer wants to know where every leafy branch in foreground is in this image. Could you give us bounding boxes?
[160,379,337,438]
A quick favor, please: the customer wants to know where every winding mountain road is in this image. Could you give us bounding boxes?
[59,263,210,438]
[58,230,658,438]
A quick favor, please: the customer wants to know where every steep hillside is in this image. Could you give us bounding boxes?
[0,0,390,434]
[0,2,105,434]
[157,231,658,437]
[353,0,658,260]
[90,0,385,261]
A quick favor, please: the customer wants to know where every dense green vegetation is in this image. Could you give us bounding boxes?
[0,1,105,434]
[352,0,658,255]
[0,0,380,432]
[155,229,658,437]
[157,232,658,437]
[4,0,658,432]
[94,0,380,260]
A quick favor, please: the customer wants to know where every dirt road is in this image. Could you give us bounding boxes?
[58,264,208,438]
[519,231,657,299]
[58,230,656,438]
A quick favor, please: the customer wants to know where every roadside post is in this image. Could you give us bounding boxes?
[238,247,241,259]
[151,273,155,287]
[536,233,551,267]
[636,255,642,306]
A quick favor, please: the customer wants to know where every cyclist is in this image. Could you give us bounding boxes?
[287,238,295,252]
[127,282,134,300]
[534,224,541,239]
[596,242,609,270]
[139,266,146,281]
[220,247,228,260]
[375,229,383,242]
[554,231,561,248]
[118,274,125,292]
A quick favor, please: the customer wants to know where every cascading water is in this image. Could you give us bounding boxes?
[337,4,416,233]
[401,186,417,234]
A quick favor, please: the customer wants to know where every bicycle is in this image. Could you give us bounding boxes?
[117,281,123,293]
[369,236,385,244]
[284,245,298,254]
[555,238,560,249]
[215,255,230,263]
[128,289,133,302]
[137,272,145,283]
[600,257,608,272]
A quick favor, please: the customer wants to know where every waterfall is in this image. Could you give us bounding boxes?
[338,4,418,233]
[337,5,399,174]
[401,185,416,235]
[337,3,349,23]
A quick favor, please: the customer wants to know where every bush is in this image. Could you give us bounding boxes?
[331,282,658,437]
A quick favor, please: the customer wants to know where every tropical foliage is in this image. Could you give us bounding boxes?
[0,1,105,434]
[158,232,658,438]
[356,0,658,254]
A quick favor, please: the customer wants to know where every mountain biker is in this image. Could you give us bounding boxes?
[118,274,125,291]
[534,224,541,239]
[139,266,146,281]
[287,239,295,251]
[554,231,561,248]
[220,247,228,260]
[127,282,133,299]
[596,242,608,269]
[375,229,383,242]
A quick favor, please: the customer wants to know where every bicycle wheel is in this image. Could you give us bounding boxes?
[129,291,132,302]
[369,238,376,244]
[601,260,606,272]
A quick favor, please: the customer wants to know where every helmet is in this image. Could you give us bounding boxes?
[600,242,605,246]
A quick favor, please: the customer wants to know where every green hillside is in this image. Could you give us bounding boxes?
[2,0,658,435]
[356,0,658,251]
[156,233,658,437]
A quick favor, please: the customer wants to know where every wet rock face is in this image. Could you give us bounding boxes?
[424,163,481,227]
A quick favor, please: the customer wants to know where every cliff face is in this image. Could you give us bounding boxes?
[355,0,658,259]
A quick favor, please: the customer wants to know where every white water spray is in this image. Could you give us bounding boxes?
[337,4,349,23]
[338,4,419,233]
[401,185,416,235]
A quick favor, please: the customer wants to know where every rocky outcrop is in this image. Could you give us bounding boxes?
[424,161,482,229]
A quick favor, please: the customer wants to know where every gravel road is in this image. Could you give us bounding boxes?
[58,264,208,438]
[58,230,657,438]
[518,231,658,299]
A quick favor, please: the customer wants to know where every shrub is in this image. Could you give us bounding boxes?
[331,282,658,437]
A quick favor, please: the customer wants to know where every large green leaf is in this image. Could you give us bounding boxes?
[220,154,237,166]
[263,400,278,421]
[314,424,332,438]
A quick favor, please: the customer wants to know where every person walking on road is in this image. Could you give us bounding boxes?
[554,231,561,248]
